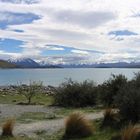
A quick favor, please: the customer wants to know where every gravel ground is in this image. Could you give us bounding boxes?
[14,112,103,137]
[0,104,103,138]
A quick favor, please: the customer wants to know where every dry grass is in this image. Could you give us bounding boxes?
[63,112,94,139]
[1,119,15,137]
[121,124,140,140]
[101,108,118,128]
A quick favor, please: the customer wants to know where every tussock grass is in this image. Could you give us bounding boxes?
[63,112,94,139]
[1,119,15,137]
[121,124,140,140]
[101,108,119,128]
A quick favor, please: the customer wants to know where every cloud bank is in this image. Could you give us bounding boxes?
[0,0,140,64]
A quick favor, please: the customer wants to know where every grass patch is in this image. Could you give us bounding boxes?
[54,107,102,117]
[0,94,25,104]
[0,93,53,106]
[35,129,64,140]
[0,137,33,140]
[17,112,59,123]
[65,121,119,140]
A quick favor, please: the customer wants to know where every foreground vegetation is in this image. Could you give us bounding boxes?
[54,73,140,124]
[1,115,139,140]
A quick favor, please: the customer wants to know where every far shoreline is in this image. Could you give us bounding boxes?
[1,67,140,69]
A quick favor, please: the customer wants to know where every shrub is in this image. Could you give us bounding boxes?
[63,112,93,139]
[1,119,15,137]
[98,74,127,107]
[115,81,140,123]
[54,79,97,107]
[121,124,140,140]
[132,72,140,87]
[101,108,119,128]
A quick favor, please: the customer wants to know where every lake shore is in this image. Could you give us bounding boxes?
[0,85,57,95]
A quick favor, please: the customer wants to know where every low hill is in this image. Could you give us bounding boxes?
[0,60,18,68]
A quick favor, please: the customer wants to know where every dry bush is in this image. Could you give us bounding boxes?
[63,112,94,139]
[101,108,119,128]
[1,119,15,137]
[121,124,140,140]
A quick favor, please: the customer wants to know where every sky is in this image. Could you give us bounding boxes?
[0,0,140,64]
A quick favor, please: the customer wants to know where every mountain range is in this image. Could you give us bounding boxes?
[0,58,140,68]
[7,58,61,68]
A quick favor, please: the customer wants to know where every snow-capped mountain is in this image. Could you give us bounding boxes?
[6,58,140,68]
[8,58,62,68]
[8,58,40,68]
[38,60,49,66]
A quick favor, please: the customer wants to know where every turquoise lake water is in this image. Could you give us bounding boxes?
[0,68,140,86]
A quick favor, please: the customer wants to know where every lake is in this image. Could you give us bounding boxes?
[0,68,140,86]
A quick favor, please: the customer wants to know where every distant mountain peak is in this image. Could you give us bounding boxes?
[8,58,39,68]
[9,57,33,62]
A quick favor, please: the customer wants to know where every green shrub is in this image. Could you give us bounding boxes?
[54,79,97,107]
[63,112,93,139]
[98,74,127,107]
[132,72,140,87]
[115,81,140,123]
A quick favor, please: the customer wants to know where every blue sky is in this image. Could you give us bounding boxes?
[0,38,23,53]
[0,12,40,29]
[0,0,140,64]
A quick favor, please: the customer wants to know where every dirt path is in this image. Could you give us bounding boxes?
[14,112,103,137]
[0,104,103,137]
[0,104,58,118]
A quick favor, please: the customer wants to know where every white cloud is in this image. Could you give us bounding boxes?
[51,10,116,28]
[0,50,21,59]
[0,0,39,4]
[71,50,89,55]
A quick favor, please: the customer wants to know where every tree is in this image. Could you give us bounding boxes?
[17,81,43,104]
